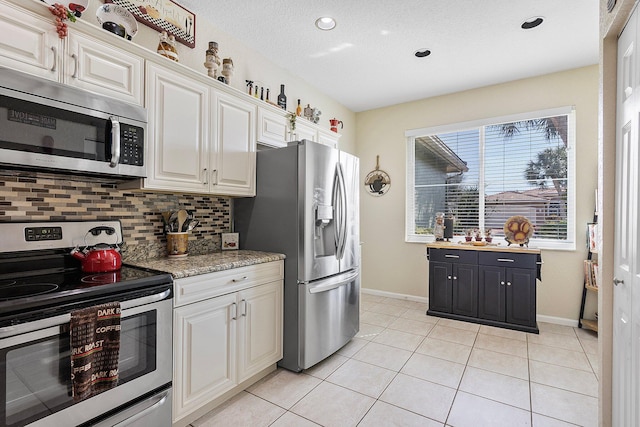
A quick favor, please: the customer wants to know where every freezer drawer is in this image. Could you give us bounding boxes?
[298,270,360,370]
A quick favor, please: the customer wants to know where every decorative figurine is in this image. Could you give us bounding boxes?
[465,229,473,242]
[311,107,321,124]
[484,228,493,243]
[434,212,445,241]
[245,80,254,96]
[221,58,233,84]
[158,31,178,62]
[204,41,221,78]
[444,214,454,241]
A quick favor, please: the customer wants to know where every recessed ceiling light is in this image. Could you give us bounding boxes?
[521,16,544,29]
[414,49,431,58]
[315,17,336,31]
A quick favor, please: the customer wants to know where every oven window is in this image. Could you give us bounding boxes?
[1,311,157,427]
[0,95,106,162]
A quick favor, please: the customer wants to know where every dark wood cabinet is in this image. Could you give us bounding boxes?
[427,246,539,334]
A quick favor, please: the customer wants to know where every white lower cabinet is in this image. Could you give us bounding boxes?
[172,261,283,424]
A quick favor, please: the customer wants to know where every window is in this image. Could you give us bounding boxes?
[406,107,575,250]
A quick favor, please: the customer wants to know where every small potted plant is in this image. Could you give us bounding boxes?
[484,228,493,243]
[464,229,473,242]
[474,228,483,242]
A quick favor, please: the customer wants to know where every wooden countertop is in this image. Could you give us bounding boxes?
[426,241,541,254]
[125,250,286,279]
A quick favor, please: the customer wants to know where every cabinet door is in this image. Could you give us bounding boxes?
[257,107,288,148]
[145,62,210,192]
[237,281,283,382]
[293,121,317,142]
[478,265,506,322]
[65,31,143,105]
[0,3,59,81]
[505,267,537,327]
[173,293,237,422]
[317,128,340,148]
[211,91,256,196]
[452,264,478,317]
[428,261,452,313]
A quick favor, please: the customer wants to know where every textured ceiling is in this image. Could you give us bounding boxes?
[180,0,599,112]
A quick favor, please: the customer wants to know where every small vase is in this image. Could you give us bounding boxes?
[475,236,482,242]
[485,236,493,243]
[465,236,472,242]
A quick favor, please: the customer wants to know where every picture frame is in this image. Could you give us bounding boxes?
[106,0,195,48]
[221,233,239,251]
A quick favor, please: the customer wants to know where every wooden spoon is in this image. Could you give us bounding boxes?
[177,210,188,233]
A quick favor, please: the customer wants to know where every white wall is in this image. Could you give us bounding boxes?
[355,65,599,323]
[84,1,357,153]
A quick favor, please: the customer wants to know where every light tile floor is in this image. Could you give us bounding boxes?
[191,293,599,427]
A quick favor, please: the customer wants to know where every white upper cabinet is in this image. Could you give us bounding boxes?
[317,128,340,149]
[257,107,288,148]
[65,31,143,105]
[144,62,210,193]
[210,91,256,196]
[0,1,143,104]
[0,2,60,81]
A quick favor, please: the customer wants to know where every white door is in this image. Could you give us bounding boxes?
[173,293,237,422]
[145,62,210,193]
[236,281,283,382]
[210,90,256,196]
[614,9,640,427]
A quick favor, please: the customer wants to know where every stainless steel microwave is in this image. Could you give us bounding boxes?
[0,67,146,178]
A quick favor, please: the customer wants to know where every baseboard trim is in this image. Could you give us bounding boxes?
[536,314,579,328]
[362,288,578,328]
[361,288,428,304]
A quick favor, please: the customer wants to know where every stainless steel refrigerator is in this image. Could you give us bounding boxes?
[235,140,360,372]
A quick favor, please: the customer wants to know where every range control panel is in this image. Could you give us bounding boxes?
[24,226,63,241]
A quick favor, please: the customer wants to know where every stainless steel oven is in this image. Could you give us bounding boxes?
[0,67,146,178]
[0,221,173,427]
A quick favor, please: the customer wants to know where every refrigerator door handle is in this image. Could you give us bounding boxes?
[307,270,359,294]
[335,163,348,260]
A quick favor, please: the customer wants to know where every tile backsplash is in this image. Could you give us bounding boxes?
[0,171,232,257]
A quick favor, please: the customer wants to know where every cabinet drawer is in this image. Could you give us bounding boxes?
[174,261,284,307]
[478,252,537,269]
[429,248,478,264]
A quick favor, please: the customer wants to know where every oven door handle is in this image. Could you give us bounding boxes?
[0,288,171,339]
[90,387,171,427]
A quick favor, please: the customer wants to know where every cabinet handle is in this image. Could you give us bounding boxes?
[500,281,505,285]
[497,258,515,262]
[71,53,78,78]
[445,254,460,259]
[230,302,237,320]
[203,168,208,185]
[212,169,218,185]
[453,276,457,280]
[50,46,57,72]
[507,282,512,286]
[232,276,248,282]
[613,277,624,286]
[447,275,452,280]
[240,299,247,317]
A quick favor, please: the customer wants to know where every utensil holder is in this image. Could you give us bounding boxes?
[167,232,189,257]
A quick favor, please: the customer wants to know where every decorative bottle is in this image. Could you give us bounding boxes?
[296,99,302,116]
[277,84,287,110]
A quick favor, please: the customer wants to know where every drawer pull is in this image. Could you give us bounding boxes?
[497,258,515,262]
[501,281,505,285]
[445,254,460,259]
[232,276,249,282]
[447,275,452,280]
[507,282,512,286]
[453,276,457,280]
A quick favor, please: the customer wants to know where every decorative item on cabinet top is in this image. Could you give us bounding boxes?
[96,3,138,40]
[43,0,87,17]
[329,118,343,133]
[106,0,195,48]
[364,155,390,196]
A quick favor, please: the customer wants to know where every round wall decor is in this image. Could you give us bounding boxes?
[364,155,390,196]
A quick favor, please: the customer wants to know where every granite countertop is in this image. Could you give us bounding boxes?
[426,241,541,254]
[125,250,286,279]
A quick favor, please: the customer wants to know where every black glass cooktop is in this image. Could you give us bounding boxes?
[0,252,172,325]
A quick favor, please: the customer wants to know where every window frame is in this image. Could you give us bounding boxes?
[405,106,576,250]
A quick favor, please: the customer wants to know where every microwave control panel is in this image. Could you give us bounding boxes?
[120,125,144,166]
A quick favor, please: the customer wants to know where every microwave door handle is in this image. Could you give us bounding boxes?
[109,116,121,168]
